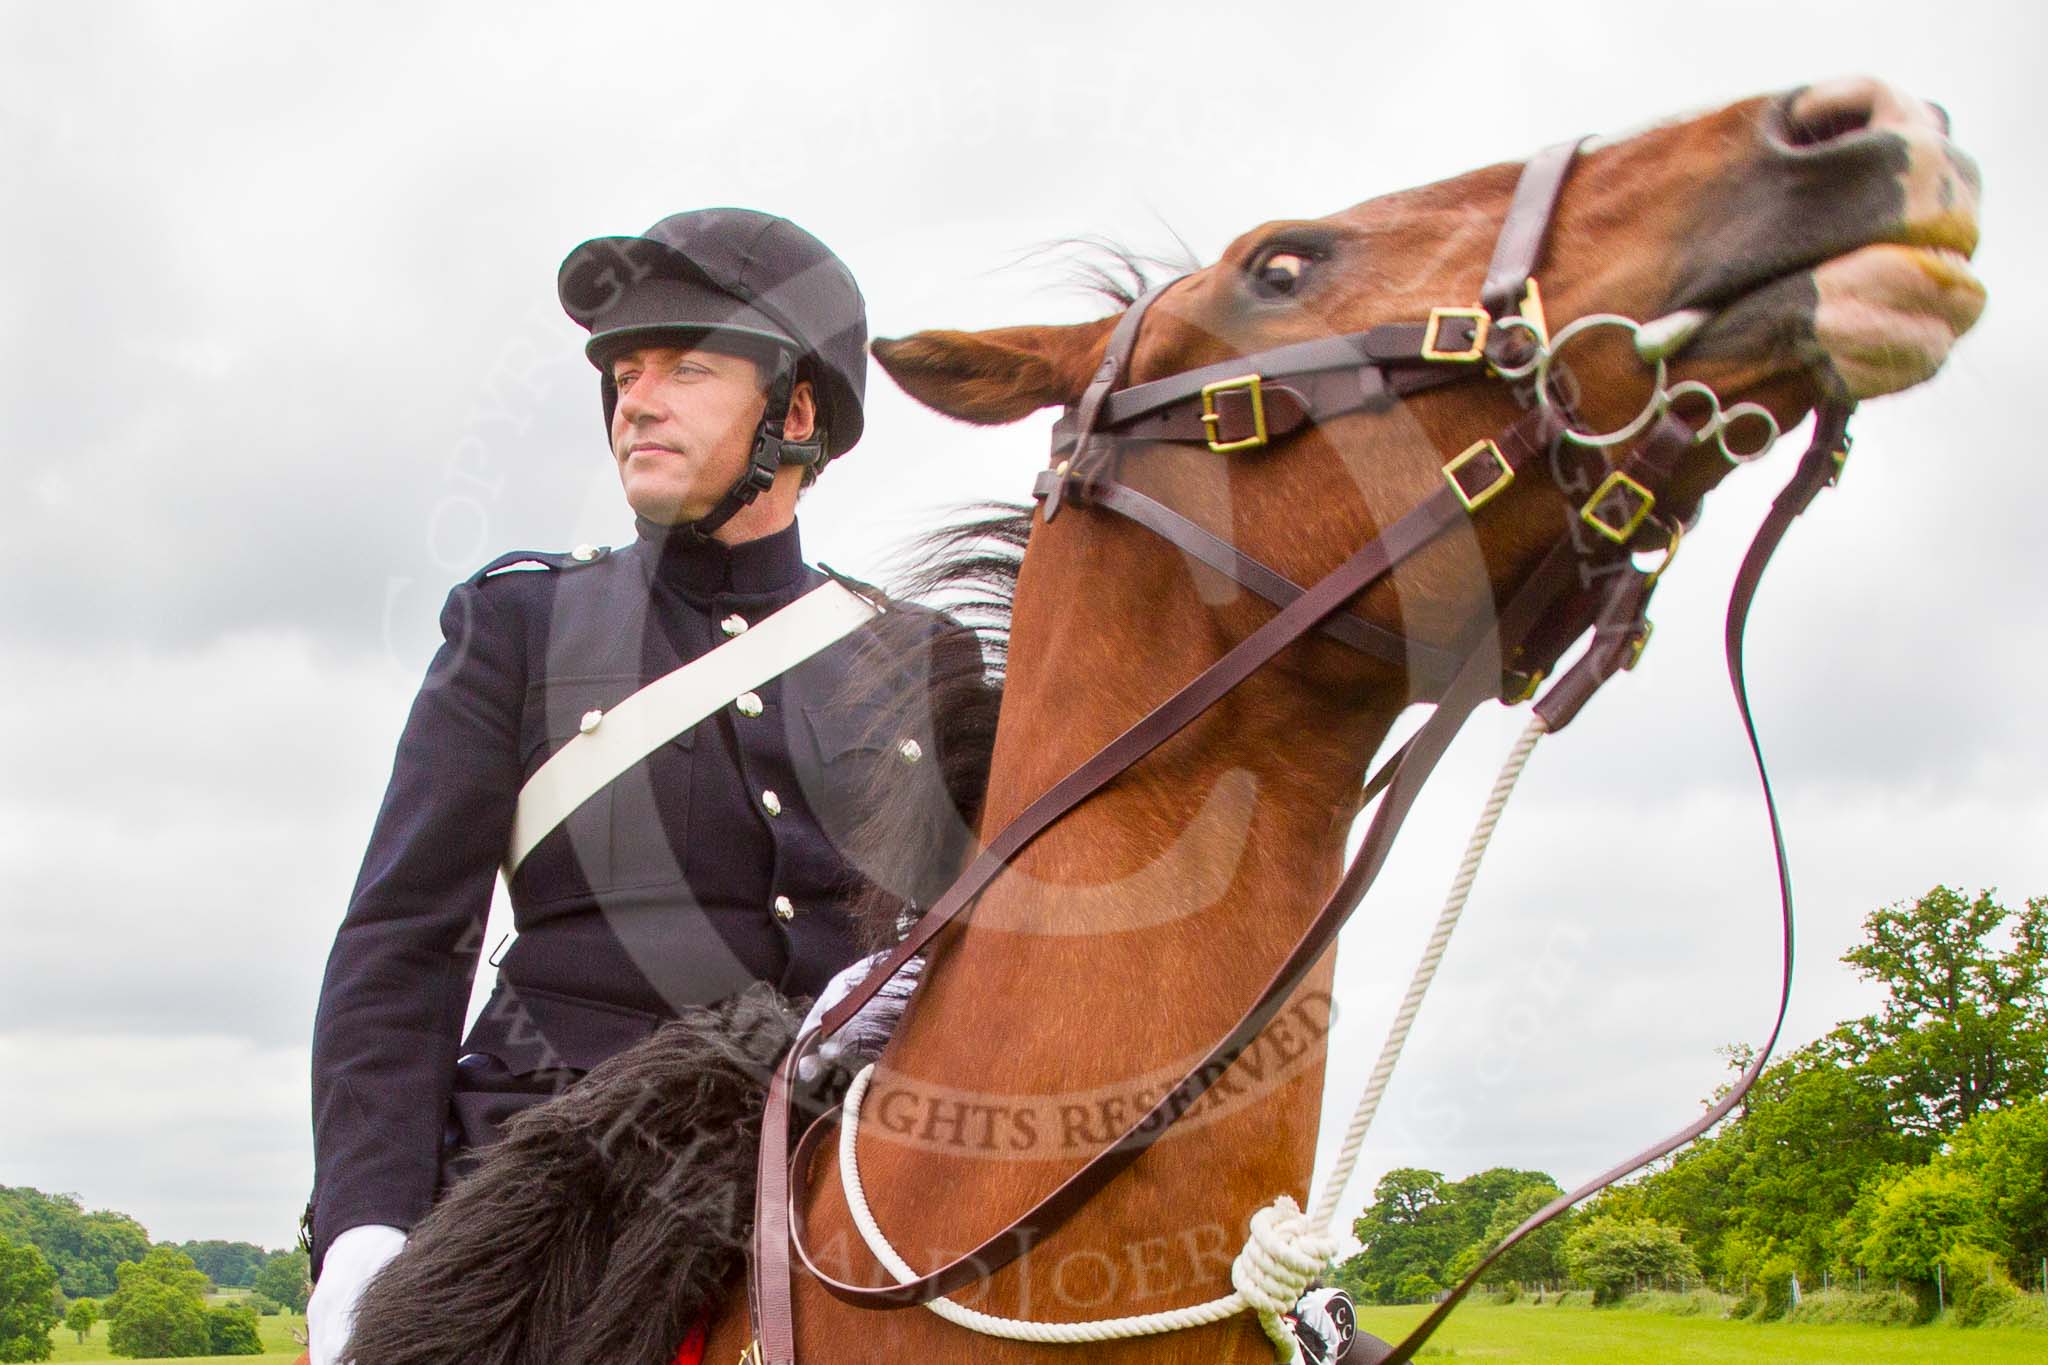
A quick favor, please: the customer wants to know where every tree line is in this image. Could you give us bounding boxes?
[0,1188,308,1361]
[1332,886,2048,1325]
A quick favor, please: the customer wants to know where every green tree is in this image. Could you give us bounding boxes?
[1943,1095,2048,1276]
[61,1297,98,1344]
[1338,1169,1455,1303]
[1469,1183,1570,1289]
[0,1190,149,1300]
[173,1241,268,1289]
[1336,1167,1568,1303]
[1645,1040,1923,1279]
[252,1249,310,1315]
[1838,887,2048,1138]
[0,1234,59,1364]
[205,1302,263,1356]
[105,1247,211,1359]
[1563,1215,1699,1304]
[1856,1163,1997,1283]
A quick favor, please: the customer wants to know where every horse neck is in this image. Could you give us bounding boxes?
[856,505,1402,1318]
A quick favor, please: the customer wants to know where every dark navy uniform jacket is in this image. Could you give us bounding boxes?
[308,518,949,1272]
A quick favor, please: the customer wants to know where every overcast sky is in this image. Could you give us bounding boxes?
[3,1,2042,1253]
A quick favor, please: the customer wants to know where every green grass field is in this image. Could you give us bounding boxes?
[46,1310,304,1363]
[34,1298,2047,1363]
[1357,1299,2048,1362]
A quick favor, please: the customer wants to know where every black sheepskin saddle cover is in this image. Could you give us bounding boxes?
[345,984,799,1365]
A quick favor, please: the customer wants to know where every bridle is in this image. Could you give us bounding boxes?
[750,138,1854,1364]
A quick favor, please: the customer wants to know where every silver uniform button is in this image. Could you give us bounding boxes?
[720,614,748,637]
[897,738,923,764]
[571,544,599,562]
[736,691,764,718]
[761,789,782,817]
[773,895,796,922]
[578,708,603,734]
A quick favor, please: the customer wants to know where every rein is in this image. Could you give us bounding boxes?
[748,139,1854,1363]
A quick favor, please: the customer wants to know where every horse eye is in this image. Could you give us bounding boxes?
[1251,251,1311,299]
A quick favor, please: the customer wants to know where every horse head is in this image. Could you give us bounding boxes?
[875,77,1983,697]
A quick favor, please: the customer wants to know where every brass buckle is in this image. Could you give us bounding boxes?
[1580,470,1656,544]
[1421,306,1491,363]
[1443,438,1514,513]
[1199,374,1269,453]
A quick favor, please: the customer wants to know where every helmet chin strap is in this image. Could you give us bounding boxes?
[685,349,824,540]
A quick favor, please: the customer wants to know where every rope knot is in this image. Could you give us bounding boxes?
[1231,1196,1341,1360]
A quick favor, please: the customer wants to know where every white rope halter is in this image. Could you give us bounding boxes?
[830,716,1549,1360]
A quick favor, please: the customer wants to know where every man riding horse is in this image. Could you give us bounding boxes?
[304,209,947,1364]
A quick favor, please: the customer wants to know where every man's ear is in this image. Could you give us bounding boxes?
[783,379,816,441]
[872,314,1118,424]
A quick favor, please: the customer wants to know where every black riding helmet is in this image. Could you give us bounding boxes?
[558,208,868,533]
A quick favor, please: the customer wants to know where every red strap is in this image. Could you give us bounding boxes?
[670,1316,707,1365]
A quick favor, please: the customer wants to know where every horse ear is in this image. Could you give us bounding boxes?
[872,316,1117,425]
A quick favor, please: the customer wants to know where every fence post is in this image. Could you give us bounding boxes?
[1936,1261,1945,1315]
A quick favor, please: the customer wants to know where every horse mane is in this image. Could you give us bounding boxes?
[1033,234,1199,305]
[837,503,1031,950]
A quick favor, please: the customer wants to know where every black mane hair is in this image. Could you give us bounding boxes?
[833,503,1032,949]
[1021,233,1200,306]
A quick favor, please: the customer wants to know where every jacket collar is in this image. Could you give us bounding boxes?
[632,515,807,597]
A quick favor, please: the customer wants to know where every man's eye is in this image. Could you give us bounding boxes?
[614,372,637,390]
[1250,251,1311,300]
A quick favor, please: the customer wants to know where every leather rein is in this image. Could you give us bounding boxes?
[750,138,1854,1364]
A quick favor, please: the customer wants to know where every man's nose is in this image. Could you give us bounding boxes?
[615,375,660,421]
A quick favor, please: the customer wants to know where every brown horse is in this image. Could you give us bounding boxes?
[335,74,1983,1365]
[707,74,1981,1365]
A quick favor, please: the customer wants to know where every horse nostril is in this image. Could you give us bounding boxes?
[1779,77,1948,151]
[1782,86,1876,147]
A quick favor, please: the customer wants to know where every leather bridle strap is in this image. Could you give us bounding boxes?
[1029,467,1466,687]
[1378,400,1855,1364]
[1034,138,1583,463]
[1483,138,1581,315]
[1044,281,1177,520]
[783,529,1585,1292]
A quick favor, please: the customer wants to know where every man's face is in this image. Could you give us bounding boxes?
[607,342,769,525]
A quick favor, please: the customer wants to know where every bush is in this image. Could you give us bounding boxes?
[205,1302,262,1356]
[1976,1293,2048,1330]
[1940,1243,2025,1327]
[1784,1287,1919,1325]
[1610,1288,1728,1317]
[1394,1271,1442,1304]
[1563,1216,1699,1305]
[246,1293,281,1316]
[1751,1252,1801,1321]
